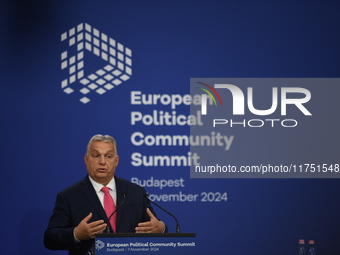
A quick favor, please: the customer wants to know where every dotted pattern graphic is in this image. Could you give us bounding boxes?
[96,240,105,250]
[61,23,132,104]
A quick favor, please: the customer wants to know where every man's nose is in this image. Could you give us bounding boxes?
[98,155,106,164]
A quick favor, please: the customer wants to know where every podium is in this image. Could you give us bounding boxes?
[94,233,196,254]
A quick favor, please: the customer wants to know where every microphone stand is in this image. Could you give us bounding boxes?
[144,193,181,233]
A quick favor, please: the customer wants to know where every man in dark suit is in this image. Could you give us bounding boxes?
[44,134,166,255]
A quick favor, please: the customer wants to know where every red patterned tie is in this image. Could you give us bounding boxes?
[101,187,116,232]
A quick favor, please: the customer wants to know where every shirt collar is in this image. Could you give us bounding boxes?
[88,175,116,193]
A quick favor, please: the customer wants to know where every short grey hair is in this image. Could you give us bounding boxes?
[86,134,117,154]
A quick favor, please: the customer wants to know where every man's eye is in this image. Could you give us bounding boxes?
[93,155,99,158]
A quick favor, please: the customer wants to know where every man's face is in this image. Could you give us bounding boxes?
[84,141,119,185]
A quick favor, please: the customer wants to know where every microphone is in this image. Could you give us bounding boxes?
[106,192,126,233]
[144,193,181,233]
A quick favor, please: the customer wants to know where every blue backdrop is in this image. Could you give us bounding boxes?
[1,1,340,254]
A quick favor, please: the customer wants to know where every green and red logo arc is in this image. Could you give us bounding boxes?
[197,82,223,106]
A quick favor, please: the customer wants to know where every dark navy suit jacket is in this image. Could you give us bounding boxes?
[44,176,164,255]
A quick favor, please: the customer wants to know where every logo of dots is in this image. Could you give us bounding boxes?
[61,23,132,104]
[96,240,105,250]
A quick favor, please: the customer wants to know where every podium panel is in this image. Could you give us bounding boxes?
[95,233,196,255]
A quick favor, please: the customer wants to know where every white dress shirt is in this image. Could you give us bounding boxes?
[88,175,117,207]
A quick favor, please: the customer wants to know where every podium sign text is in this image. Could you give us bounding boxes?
[95,233,196,255]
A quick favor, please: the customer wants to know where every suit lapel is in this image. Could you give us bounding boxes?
[115,176,128,232]
[79,176,108,223]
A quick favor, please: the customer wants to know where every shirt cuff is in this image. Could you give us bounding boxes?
[74,228,81,243]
